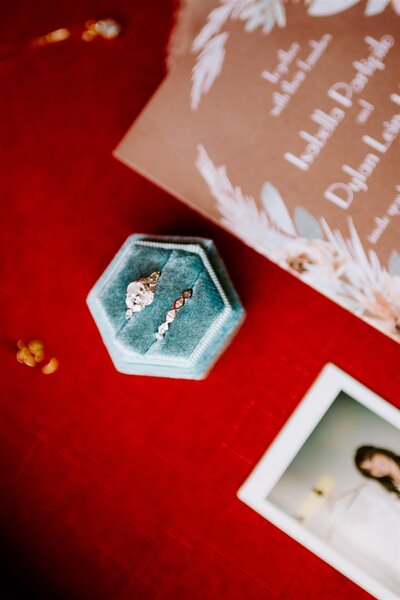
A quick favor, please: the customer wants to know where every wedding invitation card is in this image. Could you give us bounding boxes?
[116,1,400,341]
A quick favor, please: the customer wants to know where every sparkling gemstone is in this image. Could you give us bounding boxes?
[95,18,121,39]
[125,309,132,319]
[126,281,154,308]
[175,299,183,309]
[127,281,144,296]
[166,310,176,323]
[159,323,168,334]
[149,271,160,282]
[125,294,135,309]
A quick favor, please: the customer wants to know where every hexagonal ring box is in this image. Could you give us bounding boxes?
[87,235,245,379]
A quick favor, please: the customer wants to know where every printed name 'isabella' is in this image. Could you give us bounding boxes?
[284,108,344,171]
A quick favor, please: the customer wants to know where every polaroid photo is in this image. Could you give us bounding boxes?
[238,364,400,599]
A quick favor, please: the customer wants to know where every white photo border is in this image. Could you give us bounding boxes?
[237,363,400,600]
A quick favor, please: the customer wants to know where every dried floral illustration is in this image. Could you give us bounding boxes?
[196,144,400,339]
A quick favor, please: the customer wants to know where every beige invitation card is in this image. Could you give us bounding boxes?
[116,0,400,341]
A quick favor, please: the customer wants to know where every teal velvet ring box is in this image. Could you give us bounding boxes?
[87,234,245,379]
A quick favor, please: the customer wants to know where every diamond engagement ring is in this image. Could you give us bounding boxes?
[125,271,160,319]
[155,289,192,340]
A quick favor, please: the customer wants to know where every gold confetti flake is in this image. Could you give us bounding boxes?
[16,339,59,373]
[41,357,59,375]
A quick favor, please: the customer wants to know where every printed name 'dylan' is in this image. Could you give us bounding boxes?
[324,94,400,210]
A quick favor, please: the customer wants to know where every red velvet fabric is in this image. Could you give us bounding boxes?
[1,2,399,598]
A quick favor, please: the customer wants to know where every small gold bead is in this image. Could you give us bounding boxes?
[47,28,71,43]
[33,350,45,363]
[42,357,59,375]
[23,353,37,368]
[82,30,96,42]
[28,339,44,354]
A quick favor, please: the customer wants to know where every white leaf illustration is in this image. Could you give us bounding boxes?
[261,182,297,236]
[239,0,286,33]
[273,0,286,27]
[388,250,400,276]
[191,0,287,109]
[196,144,289,255]
[364,0,390,15]
[192,0,252,53]
[191,3,232,53]
[307,0,360,16]
[191,32,229,111]
[294,207,324,240]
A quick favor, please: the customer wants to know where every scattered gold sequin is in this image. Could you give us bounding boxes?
[16,347,36,367]
[42,358,59,375]
[34,350,45,363]
[32,28,71,47]
[82,19,121,42]
[16,339,58,374]
[28,339,44,354]
[31,18,121,47]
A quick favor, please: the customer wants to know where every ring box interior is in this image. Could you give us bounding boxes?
[87,234,245,379]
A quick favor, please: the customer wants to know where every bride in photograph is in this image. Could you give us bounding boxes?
[354,445,400,498]
[325,445,400,595]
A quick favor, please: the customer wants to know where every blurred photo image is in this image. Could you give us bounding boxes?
[239,365,400,599]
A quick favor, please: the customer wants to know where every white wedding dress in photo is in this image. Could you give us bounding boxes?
[327,482,400,595]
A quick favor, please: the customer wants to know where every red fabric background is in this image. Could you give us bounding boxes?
[1,2,399,598]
